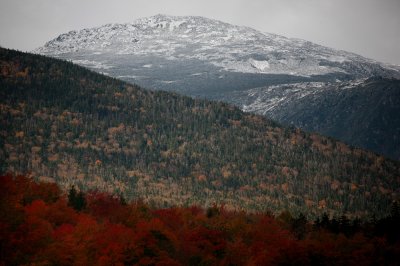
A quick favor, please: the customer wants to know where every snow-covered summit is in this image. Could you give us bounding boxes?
[35,14,398,77]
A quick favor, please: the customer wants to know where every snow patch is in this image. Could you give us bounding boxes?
[72,59,113,69]
[249,59,270,71]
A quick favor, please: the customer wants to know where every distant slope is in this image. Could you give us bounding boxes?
[229,77,400,160]
[34,14,400,160]
[1,47,399,218]
[276,77,400,160]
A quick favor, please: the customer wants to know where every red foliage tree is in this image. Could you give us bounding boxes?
[1,174,400,265]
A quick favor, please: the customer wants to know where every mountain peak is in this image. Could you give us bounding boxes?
[35,14,391,77]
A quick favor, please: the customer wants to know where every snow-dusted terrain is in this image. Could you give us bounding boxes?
[35,14,400,159]
[36,14,397,78]
[232,79,368,116]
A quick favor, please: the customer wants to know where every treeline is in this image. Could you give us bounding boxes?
[1,174,399,265]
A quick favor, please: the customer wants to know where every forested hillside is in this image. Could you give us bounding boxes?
[1,48,399,217]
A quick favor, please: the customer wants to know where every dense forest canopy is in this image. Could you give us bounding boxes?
[1,174,400,265]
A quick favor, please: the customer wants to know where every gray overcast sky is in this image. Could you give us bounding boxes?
[0,0,399,64]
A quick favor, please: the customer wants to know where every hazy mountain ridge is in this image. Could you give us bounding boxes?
[1,47,400,218]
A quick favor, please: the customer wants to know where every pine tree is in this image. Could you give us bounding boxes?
[68,185,86,211]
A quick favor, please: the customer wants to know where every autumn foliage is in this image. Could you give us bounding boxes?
[1,174,399,265]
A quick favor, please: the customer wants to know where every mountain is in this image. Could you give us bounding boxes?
[35,14,399,80]
[1,47,400,218]
[34,15,400,160]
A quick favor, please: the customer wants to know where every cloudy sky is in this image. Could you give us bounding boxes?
[1,0,399,64]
